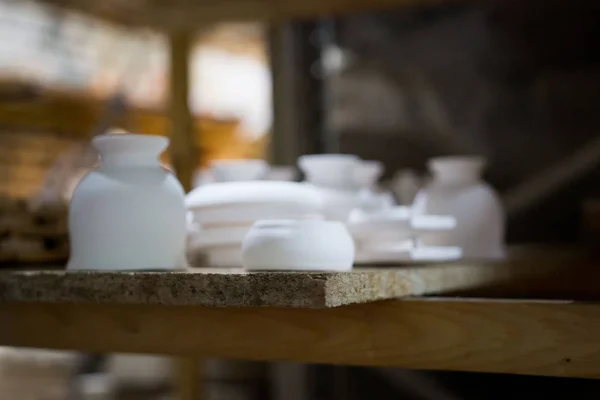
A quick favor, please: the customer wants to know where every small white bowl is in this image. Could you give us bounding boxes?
[298,154,360,188]
[210,159,268,182]
[410,246,462,261]
[242,220,354,271]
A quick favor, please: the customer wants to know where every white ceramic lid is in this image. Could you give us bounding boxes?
[410,215,456,231]
[410,246,462,261]
[185,181,323,211]
[355,245,462,264]
[348,206,411,225]
[210,159,269,182]
[190,204,323,225]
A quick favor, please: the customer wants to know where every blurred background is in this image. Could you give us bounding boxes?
[1,0,600,398]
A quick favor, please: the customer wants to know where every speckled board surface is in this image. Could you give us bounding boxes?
[0,255,576,308]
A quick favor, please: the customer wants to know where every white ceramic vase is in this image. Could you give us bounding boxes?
[68,134,187,271]
[298,154,360,189]
[354,160,395,211]
[412,156,505,260]
[242,220,354,271]
[210,159,269,182]
[298,154,362,221]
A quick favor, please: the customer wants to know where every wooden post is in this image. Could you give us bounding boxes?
[267,23,297,165]
[168,31,196,192]
[174,357,202,400]
[169,31,200,400]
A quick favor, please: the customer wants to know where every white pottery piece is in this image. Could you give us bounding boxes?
[348,207,456,239]
[354,160,396,211]
[185,181,322,212]
[412,156,505,259]
[186,211,201,234]
[190,204,322,225]
[310,185,360,221]
[298,154,366,221]
[210,159,269,182]
[68,134,187,271]
[353,160,383,189]
[242,220,354,271]
[349,205,460,264]
[348,205,411,225]
[410,214,457,232]
[298,154,360,189]
[355,243,462,264]
[347,206,412,241]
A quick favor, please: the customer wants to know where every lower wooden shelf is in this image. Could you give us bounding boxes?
[1,298,599,379]
[0,246,598,379]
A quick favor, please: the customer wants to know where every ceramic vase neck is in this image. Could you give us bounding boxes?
[429,156,484,186]
[92,134,168,167]
[101,153,159,166]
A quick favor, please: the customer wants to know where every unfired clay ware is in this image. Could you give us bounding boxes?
[242,220,354,271]
[68,134,187,271]
[298,154,360,189]
[210,159,268,182]
[412,156,505,259]
[185,181,322,212]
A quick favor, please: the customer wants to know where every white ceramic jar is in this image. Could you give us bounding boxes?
[354,160,395,211]
[242,220,354,271]
[68,134,187,271]
[298,154,360,189]
[210,159,269,182]
[412,156,505,260]
[298,154,362,221]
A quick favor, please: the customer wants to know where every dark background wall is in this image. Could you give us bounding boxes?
[330,0,600,243]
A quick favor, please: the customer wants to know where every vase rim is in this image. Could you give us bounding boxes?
[92,133,169,157]
[93,133,168,143]
[252,219,346,230]
[428,155,486,170]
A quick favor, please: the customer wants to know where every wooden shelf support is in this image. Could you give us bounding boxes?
[169,31,197,192]
[174,357,203,400]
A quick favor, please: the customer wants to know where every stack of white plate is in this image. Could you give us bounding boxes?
[185,181,323,267]
[348,206,462,263]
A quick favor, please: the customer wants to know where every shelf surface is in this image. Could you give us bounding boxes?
[0,247,597,307]
[2,298,600,379]
[1,247,599,378]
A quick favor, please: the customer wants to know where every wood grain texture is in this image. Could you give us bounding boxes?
[174,357,203,400]
[30,0,472,29]
[0,247,596,307]
[1,299,600,378]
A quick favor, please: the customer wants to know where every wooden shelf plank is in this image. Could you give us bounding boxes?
[1,299,600,379]
[32,0,472,29]
[0,247,596,307]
